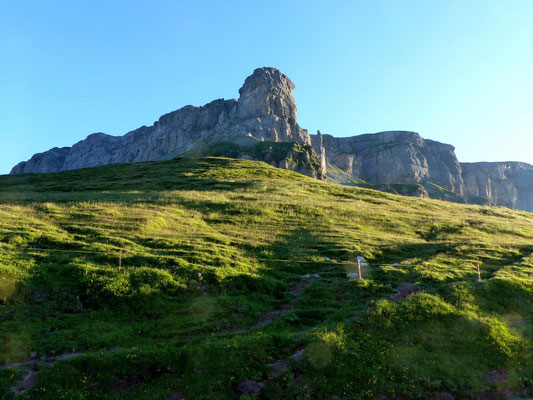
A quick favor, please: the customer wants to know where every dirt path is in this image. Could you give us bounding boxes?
[0,350,127,395]
[1,352,85,395]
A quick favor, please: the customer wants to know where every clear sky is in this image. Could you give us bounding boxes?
[1,0,533,175]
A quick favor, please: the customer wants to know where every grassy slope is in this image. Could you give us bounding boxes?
[0,157,532,399]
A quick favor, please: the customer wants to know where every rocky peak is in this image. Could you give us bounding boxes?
[237,67,297,124]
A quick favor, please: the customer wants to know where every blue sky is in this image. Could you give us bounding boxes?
[1,0,533,174]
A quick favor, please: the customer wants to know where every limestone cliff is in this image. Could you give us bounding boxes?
[11,68,314,176]
[461,162,533,211]
[311,131,463,194]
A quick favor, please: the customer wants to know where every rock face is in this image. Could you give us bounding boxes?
[10,66,533,212]
[189,141,324,180]
[461,162,533,211]
[312,131,463,193]
[237,67,297,125]
[11,147,70,174]
[11,67,314,176]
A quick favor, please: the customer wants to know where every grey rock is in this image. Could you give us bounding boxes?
[11,368,39,395]
[236,379,264,396]
[290,349,305,362]
[483,368,508,383]
[268,350,305,377]
[312,131,463,193]
[462,162,533,211]
[11,67,313,176]
[11,147,70,174]
[237,67,296,126]
[301,274,320,279]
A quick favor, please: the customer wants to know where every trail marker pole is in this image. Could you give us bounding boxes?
[119,249,122,271]
[477,262,481,281]
[357,259,362,279]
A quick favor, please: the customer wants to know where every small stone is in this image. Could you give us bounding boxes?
[483,368,508,383]
[324,257,331,262]
[301,274,320,279]
[236,379,264,396]
[290,350,305,362]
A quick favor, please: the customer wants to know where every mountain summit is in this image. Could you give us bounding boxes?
[11,67,313,175]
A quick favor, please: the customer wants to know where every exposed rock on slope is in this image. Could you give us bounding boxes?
[461,162,533,211]
[186,140,324,180]
[311,131,463,193]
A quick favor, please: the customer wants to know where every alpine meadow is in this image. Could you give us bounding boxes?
[1,157,532,399]
[3,2,533,399]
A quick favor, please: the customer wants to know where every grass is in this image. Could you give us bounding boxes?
[0,157,532,399]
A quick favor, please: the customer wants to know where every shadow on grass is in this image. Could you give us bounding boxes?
[0,158,256,205]
[373,241,457,265]
[220,228,349,298]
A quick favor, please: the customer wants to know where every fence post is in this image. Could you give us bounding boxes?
[119,249,122,271]
[477,262,481,281]
[358,259,362,279]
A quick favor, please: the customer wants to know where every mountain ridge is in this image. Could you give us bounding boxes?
[10,67,533,211]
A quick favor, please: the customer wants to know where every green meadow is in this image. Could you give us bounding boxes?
[0,157,532,399]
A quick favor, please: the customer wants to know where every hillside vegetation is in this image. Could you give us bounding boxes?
[0,157,532,399]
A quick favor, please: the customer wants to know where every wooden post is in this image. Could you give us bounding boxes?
[357,259,362,279]
[477,262,481,281]
[119,249,122,271]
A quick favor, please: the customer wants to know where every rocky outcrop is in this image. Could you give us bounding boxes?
[187,140,324,180]
[11,67,314,176]
[311,131,464,193]
[11,147,70,174]
[461,162,533,211]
